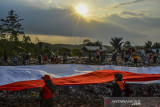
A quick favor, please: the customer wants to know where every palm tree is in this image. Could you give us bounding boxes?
[123,41,131,49]
[110,37,124,52]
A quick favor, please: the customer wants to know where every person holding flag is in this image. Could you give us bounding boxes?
[40,75,56,107]
[104,73,125,97]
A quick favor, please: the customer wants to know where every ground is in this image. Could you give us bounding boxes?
[0,83,160,107]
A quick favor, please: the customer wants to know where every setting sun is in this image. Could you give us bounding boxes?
[76,4,87,16]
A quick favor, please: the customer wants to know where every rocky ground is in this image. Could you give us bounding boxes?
[0,83,160,107]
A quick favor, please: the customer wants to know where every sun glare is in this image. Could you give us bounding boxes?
[76,4,87,16]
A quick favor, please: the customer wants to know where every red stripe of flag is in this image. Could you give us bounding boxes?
[0,70,160,91]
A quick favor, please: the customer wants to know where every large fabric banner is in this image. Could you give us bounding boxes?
[0,64,160,91]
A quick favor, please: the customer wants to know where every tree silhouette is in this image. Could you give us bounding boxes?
[83,39,91,45]
[0,10,24,42]
[123,41,131,49]
[94,40,102,46]
[152,42,160,49]
[83,39,102,46]
[144,41,152,50]
[22,35,31,44]
[110,37,124,52]
[0,25,5,39]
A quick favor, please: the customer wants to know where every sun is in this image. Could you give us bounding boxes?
[76,4,87,16]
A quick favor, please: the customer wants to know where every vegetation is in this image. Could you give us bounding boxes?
[123,41,131,49]
[1,10,160,58]
[144,41,152,50]
[110,37,124,52]
[83,39,102,46]
[0,10,84,57]
[72,49,82,56]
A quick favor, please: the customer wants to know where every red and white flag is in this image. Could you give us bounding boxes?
[0,64,160,91]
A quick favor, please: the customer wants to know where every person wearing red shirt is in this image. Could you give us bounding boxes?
[40,75,55,107]
[43,54,48,64]
[55,56,59,64]
[149,54,152,59]
[132,47,135,53]
[148,53,152,66]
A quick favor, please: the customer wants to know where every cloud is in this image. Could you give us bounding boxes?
[111,0,146,9]
[98,0,149,19]
[19,7,147,44]
[0,0,59,10]
[105,14,160,43]
[120,11,148,17]
[0,0,159,45]
[106,14,160,31]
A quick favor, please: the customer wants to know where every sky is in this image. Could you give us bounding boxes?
[0,0,160,45]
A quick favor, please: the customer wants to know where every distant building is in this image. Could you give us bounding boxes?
[82,46,108,56]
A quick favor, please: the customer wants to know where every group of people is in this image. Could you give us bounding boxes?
[2,48,160,66]
[88,49,106,63]
[86,48,160,66]
[1,51,69,66]
[37,52,67,65]
[111,48,159,66]
[2,51,30,66]
[40,73,128,107]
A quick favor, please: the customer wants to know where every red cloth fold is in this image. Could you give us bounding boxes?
[0,70,160,91]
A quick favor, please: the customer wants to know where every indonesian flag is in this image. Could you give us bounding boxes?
[0,64,160,91]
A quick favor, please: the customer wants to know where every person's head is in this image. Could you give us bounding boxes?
[41,74,51,82]
[114,73,123,81]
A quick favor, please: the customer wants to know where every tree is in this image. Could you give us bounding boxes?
[83,39,91,45]
[83,39,102,46]
[72,49,82,56]
[123,41,131,49]
[110,37,124,52]
[152,42,160,49]
[134,45,143,50]
[144,41,152,50]
[58,48,71,56]
[94,40,102,46]
[35,37,40,43]
[0,25,5,39]
[0,25,8,51]
[22,35,31,52]
[0,10,24,42]
[22,35,31,44]
[37,42,43,48]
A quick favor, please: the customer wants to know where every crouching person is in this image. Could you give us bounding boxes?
[40,75,56,107]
